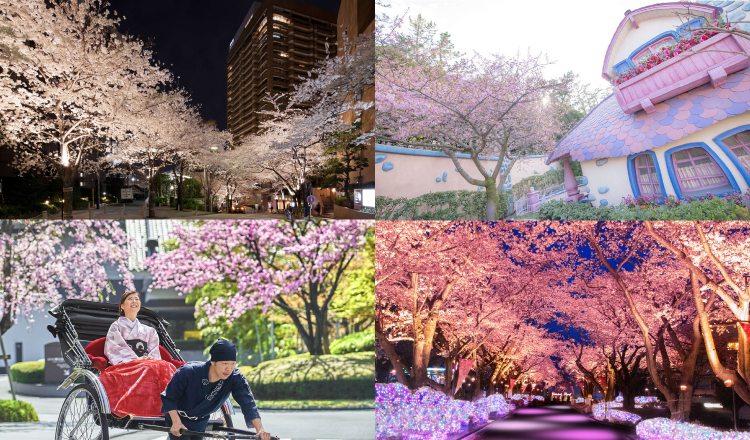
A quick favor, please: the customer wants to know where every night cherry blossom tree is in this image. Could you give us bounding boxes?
[644,221,750,407]
[145,220,371,355]
[567,222,707,420]
[376,18,568,220]
[375,221,574,391]
[106,90,199,218]
[0,0,171,219]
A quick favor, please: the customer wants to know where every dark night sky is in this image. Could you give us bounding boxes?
[107,0,342,131]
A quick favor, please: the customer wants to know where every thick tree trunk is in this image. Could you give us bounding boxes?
[61,166,75,220]
[484,180,498,221]
[149,173,156,218]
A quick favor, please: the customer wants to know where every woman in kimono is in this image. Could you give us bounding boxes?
[105,291,161,363]
[100,291,178,417]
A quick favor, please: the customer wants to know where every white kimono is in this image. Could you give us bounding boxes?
[104,317,162,365]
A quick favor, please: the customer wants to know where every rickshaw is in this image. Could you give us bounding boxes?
[47,299,272,440]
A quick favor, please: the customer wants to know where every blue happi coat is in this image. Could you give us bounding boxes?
[160,361,260,433]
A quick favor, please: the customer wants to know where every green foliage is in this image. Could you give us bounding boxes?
[538,197,747,221]
[329,330,375,355]
[239,352,374,400]
[512,169,564,200]
[183,178,203,199]
[320,122,369,208]
[334,197,349,207]
[0,400,38,422]
[376,189,510,220]
[10,361,44,384]
[186,282,297,364]
[330,232,374,327]
[0,203,58,218]
[154,173,173,198]
[182,198,204,210]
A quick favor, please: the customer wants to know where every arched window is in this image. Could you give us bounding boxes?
[627,151,667,201]
[718,131,750,174]
[634,154,662,196]
[631,36,676,65]
[669,146,734,197]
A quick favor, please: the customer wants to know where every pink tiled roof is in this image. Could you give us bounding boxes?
[547,67,750,164]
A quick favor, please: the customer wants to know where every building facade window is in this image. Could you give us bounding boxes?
[635,154,662,196]
[713,125,750,187]
[665,143,740,199]
[626,150,667,201]
[719,131,750,173]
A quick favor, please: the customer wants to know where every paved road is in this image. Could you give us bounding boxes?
[68,199,292,220]
[0,375,374,440]
[466,405,637,440]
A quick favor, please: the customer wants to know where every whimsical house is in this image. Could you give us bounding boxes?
[547,2,750,207]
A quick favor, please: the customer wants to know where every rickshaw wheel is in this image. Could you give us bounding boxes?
[55,383,109,440]
[215,404,234,428]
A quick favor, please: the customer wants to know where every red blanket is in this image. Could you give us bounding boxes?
[99,359,177,417]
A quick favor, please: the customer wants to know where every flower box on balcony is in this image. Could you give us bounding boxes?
[614,32,750,115]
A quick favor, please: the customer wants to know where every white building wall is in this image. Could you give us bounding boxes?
[580,111,750,207]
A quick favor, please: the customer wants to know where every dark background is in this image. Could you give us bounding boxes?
[108,0,342,130]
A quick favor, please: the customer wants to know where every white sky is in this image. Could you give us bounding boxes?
[380,0,677,90]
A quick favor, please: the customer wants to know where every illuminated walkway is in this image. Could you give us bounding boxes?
[466,405,637,440]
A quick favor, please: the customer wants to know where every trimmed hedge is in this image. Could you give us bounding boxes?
[330,330,375,355]
[10,361,44,384]
[538,198,750,221]
[376,190,510,220]
[0,400,39,422]
[240,352,374,400]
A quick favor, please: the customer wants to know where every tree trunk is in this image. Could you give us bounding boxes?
[484,180,498,221]
[61,165,75,220]
[149,173,156,218]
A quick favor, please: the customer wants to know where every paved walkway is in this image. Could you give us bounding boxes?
[465,405,637,440]
[0,375,373,439]
[68,200,293,220]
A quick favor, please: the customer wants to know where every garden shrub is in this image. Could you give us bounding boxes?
[539,196,748,221]
[330,330,375,355]
[0,204,59,219]
[239,352,374,400]
[0,400,38,422]
[376,190,510,220]
[10,361,44,384]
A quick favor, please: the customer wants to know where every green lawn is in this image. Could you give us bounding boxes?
[509,212,540,220]
[251,399,374,410]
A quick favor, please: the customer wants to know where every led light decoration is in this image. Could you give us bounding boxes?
[375,384,511,440]
[575,397,585,404]
[635,396,658,405]
[592,401,642,424]
[637,417,750,439]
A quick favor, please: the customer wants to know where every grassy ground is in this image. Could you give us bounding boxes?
[509,212,541,220]
[251,399,374,410]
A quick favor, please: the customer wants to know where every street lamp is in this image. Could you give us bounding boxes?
[725,379,737,431]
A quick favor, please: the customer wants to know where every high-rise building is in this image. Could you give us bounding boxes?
[227,0,338,140]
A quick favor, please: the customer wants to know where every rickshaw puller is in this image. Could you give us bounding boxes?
[160,338,271,440]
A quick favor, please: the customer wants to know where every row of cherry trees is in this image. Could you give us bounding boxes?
[0,0,374,218]
[375,221,750,421]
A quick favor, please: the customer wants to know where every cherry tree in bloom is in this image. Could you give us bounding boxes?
[376,221,576,390]
[644,221,750,407]
[145,220,371,355]
[0,0,171,219]
[106,90,198,218]
[0,220,134,337]
[377,19,567,220]
[233,33,374,210]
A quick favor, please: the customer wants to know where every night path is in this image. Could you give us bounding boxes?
[465,405,638,440]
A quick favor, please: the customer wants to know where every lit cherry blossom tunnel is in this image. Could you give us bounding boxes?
[465,406,637,440]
